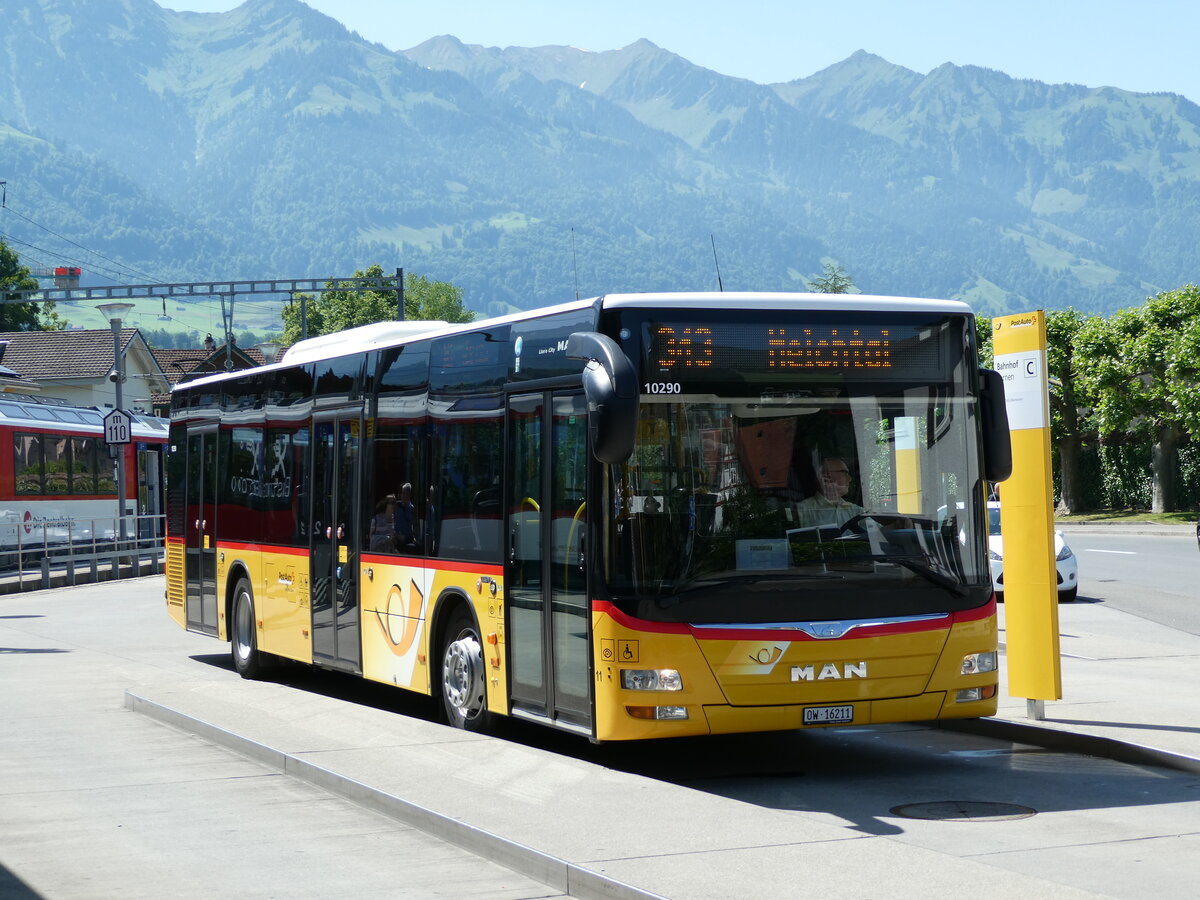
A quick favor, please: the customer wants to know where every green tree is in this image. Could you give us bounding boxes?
[280,265,474,343]
[0,240,64,331]
[807,262,856,294]
[975,314,993,367]
[1076,285,1200,512]
[1045,308,1093,514]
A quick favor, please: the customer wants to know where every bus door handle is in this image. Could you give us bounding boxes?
[326,526,333,539]
[336,525,345,540]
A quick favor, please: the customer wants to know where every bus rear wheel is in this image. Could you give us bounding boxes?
[231,577,265,679]
[440,609,490,732]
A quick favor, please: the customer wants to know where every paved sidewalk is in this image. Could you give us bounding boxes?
[123,595,1200,900]
[960,519,1200,773]
[1056,520,1196,538]
[948,601,1200,774]
[6,575,1200,900]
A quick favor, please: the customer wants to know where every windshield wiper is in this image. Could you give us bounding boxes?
[872,554,969,598]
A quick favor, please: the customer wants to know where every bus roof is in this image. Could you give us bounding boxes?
[173,292,973,392]
[596,291,972,314]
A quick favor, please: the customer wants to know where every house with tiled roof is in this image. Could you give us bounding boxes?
[0,329,169,412]
[0,341,41,396]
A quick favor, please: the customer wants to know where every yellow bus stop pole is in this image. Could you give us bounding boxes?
[991,312,1062,717]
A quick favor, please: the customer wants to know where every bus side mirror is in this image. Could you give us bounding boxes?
[979,368,1012,483]
[567,331,638,464]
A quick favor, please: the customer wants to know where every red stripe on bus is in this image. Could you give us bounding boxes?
[592,601,692,635]
[952,596,997,624]
[213,541,505,576]
[593,598,989,641]
[219,541,308,557]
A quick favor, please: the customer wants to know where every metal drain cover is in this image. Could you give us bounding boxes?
[891,801,1036,822]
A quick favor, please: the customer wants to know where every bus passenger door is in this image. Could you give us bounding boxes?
[310,412,362,673]
[506,391,591,731]
[184,428,218,636]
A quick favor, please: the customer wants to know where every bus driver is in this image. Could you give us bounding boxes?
[795,457,862,528]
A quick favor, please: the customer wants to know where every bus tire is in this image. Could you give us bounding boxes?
[231,576,265,679]
[440,608,490,732]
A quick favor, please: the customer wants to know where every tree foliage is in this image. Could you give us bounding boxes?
[807,262,857,294]
[0,240,64,331]
[1068,286,1200,511]
[981,295,1200,512]
[1044,309,1091,513]
[280,265,474,344]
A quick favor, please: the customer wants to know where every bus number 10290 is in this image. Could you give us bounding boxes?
[643,382,682,394]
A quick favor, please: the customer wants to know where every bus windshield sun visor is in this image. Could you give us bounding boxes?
[567,331,638,464]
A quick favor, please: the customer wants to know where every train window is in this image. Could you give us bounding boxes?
[14,433,43,494]
[71,437,100,494]
[44,436,69,494]
[0,402,33,419]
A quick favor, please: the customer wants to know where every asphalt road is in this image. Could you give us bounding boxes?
[1062,528,1200,635]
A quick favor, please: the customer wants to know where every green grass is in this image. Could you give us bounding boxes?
[1056,510,1197,525]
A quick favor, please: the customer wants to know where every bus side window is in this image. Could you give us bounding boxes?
[432,401,503,561]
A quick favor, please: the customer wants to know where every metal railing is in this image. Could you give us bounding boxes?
[0,514,166,592]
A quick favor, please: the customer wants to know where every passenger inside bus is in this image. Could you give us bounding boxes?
[394,483,419,549]
[369,495,398,552]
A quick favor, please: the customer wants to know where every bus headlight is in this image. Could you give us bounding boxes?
[955,685,997,702]
[621,669,683,691]
[961,651,997,675]
[626,705,689,720]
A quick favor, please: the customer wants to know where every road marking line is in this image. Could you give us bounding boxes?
[1083,549,1136,554]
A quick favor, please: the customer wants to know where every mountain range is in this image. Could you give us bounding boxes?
[3,0,1200,332]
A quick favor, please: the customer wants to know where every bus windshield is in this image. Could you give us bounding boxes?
[603,313,991,624]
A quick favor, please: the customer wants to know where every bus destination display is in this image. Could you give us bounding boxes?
[644,321,941,381]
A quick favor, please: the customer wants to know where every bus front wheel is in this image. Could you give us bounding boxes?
[231,577,265,679]
[440,609,490,732]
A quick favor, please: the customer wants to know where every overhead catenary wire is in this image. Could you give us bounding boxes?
[0,202,166,284]
[0,228,148,285]
[0,187,376,338]
[0,222,282,332]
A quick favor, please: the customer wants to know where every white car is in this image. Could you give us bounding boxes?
[987,502,1078,602]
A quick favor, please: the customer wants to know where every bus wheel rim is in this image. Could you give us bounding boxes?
[443,632,484,719]
[235,591,253,661]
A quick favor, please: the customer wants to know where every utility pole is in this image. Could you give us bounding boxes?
[98,302,134,551]
[219,293,234,369]
[396,267,404,321]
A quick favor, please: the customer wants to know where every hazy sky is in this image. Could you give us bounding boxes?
[165,0,1200,103]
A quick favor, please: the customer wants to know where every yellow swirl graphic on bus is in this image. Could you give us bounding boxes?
[374,579,425,656]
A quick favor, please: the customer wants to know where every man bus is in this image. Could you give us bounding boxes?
[165,292,1010,741]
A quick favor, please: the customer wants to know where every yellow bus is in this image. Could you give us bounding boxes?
[164,292,1011,741]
